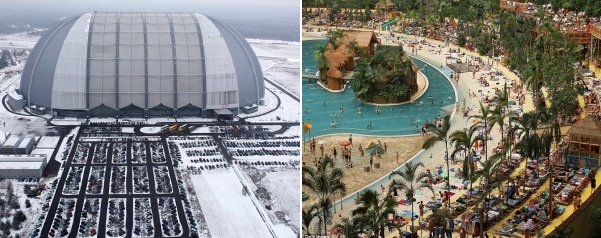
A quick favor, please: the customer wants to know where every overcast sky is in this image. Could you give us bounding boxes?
[0,0,298,18]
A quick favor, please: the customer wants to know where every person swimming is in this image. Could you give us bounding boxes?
[448,95,452,100]
[440,100,444,104]
[419,100,424,105]
[411,119,416,123]
[331,121,336,127]
[323,102,326,106]
[304,108,309,112]
[331,112,336,117]
[367,121,373,128]
[429,95,433,101]
[436,83,439,86]
[401,107,404,110]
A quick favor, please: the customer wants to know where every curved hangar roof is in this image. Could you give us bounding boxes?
[21,12,264,111]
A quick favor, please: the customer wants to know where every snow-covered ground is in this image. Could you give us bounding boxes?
[241,82,300,123]
[249,39,300,97]
[0,31,41,49]
[36,136,60,149]
[241,167,300,237]
[140,127,162,134]
[190,169,274,238]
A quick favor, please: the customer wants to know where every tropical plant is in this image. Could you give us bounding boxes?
[334,216,362,238]
[423,114,452,207]
[352,189,397,238]
[470,102,493,162]
[389,161,433,231]
[314,43,330,82]
[450,124,483,190]
[302,204,321,236]
[302,158,347,235]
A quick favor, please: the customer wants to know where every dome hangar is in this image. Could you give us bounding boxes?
[20,12,264,118]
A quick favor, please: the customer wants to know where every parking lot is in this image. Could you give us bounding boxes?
[41,122,297,238]
[41,128,190,238]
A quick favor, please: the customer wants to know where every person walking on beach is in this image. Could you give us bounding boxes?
[396,152,399,164]
[384,143,388,154]
[369,155,373,171]
[349,134,353,146]
[574,195,582,211]
[333,147,337,159]
[592,176,597,194]
[419,201,425,220]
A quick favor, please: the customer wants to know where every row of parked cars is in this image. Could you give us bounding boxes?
[106,198,127,237]
[154,166,173,194]
[177,179,201,236]
[110,166,127,194]
[63,166,84,195]
[228,148,301,157]
[78,198,100,236]
[220,134,299,140]
[222,140,299,148]
[48,198,76,237]
[72,143,91,164]
[84,126,122,133]
[150,142,167,163]
[158,197,182,236]
[92,143,109,164]
[133,166,150,194]
[133,198,154,237]
[132,142,147,164]
[86,166,105,195]
[112,142,127,164]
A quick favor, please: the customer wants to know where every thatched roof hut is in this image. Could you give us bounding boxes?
[567,116,601,137]
[565,116,601,169]
[326,67,344,79]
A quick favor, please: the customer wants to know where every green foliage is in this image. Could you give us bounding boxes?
[11,211,25,230]
[544,225,574,238]
[302,158,346,235]
[351,44,413,102]
[24,200,30,209]
[589,206,601,238]
[457,33,467,47]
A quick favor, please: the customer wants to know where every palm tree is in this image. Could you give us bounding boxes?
[302,204,321,236]
[472,152,505,237]
[422,114,452,207]
[326,29,347,48]
[347,39,359,56]
[470,102,493,162]
[334,216,362,238]
[302,158,347,235]
[426,206,454,238]
[314,43,330,82]
[450,124,483,190]
[389,161,433,231]
[352,189,398,238]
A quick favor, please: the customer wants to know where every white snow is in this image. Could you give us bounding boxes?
[241,82,300,123]
[121,127,135,133]
[273,224,297,238]
[0,31,42,49]
[140,127,162,134]
[36,136,60,149]
[249,39,300,97]
[282,126,300,136]
[190,169,272,238]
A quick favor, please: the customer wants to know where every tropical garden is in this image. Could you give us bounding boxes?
[350,44,415,103]
[302,0,601,236]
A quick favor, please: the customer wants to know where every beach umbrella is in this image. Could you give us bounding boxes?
[318,140,326,145]
[340,141,351,147]
[508,101,516,105]
[441,173,449,179]
[364,141,385,156]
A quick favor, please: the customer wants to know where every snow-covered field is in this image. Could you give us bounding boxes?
[249,40,300,97]
[0,31,41,49]
[241,167,300,237]
[190,169,273,238]
[36,136,60,149]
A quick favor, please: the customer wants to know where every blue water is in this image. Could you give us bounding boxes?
[302,40,457,137]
